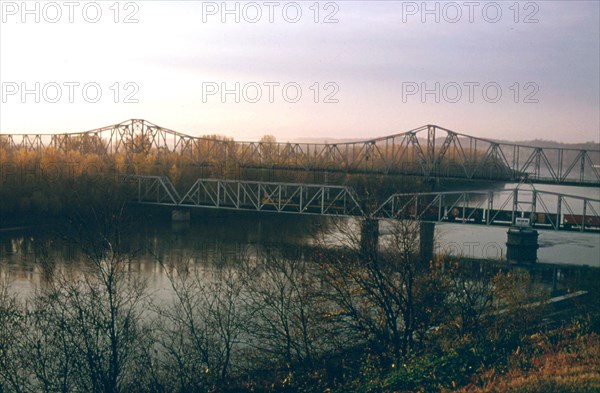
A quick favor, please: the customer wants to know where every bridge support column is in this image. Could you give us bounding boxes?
[419,222,435,263]
[360,218,380,259]
[506,225,539,264]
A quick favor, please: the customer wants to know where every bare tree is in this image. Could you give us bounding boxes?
[443,258,497,339]
[155,253,250,392]
[20,202,150,393]
[316,218,449,363]
[0,279,30,393]
[241,251,328,372]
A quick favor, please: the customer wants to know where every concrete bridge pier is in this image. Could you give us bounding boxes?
[359,220,436,263]
[506,223,539,264]
[419,222,435,263]
[360,218,380,258]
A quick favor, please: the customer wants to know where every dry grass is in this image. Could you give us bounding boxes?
[451,329,600,393]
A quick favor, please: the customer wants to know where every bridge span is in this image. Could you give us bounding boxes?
[2,119,599,187]
[126,176,600,233]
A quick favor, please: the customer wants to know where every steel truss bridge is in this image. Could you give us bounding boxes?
[128,176,600,233]
[2,119,599,186]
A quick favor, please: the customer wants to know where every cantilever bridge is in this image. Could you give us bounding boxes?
[1,119,599,187]
[127,175,600,233]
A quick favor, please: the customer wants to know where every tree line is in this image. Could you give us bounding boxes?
[0,135,434,222]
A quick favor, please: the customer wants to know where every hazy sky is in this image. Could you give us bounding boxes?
[0,0,599,142]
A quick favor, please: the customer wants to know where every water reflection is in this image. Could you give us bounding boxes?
[0,212,327,294]
[1,198,598,296]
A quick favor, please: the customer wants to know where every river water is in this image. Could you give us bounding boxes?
[422,184,599,267]
[1,184,598,295]
[0,213,323,295]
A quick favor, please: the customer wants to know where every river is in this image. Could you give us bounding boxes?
[1,184,598,296]
[422,184,599,267]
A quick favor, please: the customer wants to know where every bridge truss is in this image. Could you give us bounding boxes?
[2,119,599,186]
[126,176,600,232]
[376,188,600,231]
[128,176,364,217]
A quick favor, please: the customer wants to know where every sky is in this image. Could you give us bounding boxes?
[0,0,599,142]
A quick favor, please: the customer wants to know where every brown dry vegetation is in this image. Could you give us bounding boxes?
[451,327,600,393]
[0,137,430,221]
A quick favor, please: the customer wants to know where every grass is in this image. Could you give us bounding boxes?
[450,325,600,393]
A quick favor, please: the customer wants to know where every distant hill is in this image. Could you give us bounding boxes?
[289,137,367,144]
[507,139,599,151]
